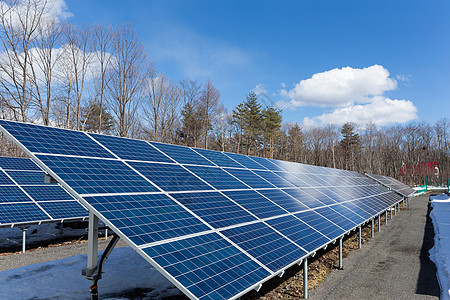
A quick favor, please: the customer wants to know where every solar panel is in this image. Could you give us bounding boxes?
[170,191,256,228]
[0,156,87,226]
[0,120,404,300]
[221,222,307,272]
[365,173,415,197]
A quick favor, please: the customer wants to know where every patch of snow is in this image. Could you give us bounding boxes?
[0,247,180,299]
[429,193,450,300]
[0,223,87,250]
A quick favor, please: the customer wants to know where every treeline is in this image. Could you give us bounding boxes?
[0,0,448,186]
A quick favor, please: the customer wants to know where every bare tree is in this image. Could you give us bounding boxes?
[90,23,112,132]
[0,0,50,121]
[106,24,149,137]
[199,79,220,149]
[28,19,64,125]
[63,24,93,130]
[143,72,181,142]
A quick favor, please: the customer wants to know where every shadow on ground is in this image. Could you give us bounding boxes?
[416,201,440,297]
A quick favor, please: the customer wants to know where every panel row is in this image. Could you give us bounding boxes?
[0,120,405,300]
[0,157,87,226]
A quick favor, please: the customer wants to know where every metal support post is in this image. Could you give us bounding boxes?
[358,226,362,249]
[385,210,388,225]
[371,218,374,238]
[378,214,381,232]
[304,257,308,299]
[105,228,108,240]
[20,226,29,253]
[339,237,343,269]
[390,206,393,219]
[84,212,99,278]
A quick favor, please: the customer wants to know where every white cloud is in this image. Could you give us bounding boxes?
[253,83,267,96]
[396,73,411,84]
[302,96,418,127]
[279,65,397,108]
[0,0,72,30]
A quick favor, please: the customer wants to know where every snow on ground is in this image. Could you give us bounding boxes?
[0,246,181,299]
[429,192,450,300]
[0,223,87,250]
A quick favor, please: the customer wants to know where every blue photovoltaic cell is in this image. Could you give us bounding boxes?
[224,152,266,170]
[0,156,42,171]
[283,188,324,209]
[0,120,114,158]
[0,186,32,203]
[85,193,210,245]
[22,185,74,201]
[142,233,270,300]
[306,174,329,186]
[353,199,379,215]
[266,215,330,253]
[5,170,45,185]
[290,173,318,186]
[360,196,390,213]
[39,201,87,219]
[128,161,213,192]
[315,206,356,232]
[192,148,244,168]
[249,156,286,171]
[341,201,373,219]
[171,192,256,228]
[319,187,349,203]
[257,189,309,213]
[90,133,174,163]
[276,172,311,187]
[150,142,214,166]
[0,203,48,224]
[329,204,366,224]
[223,190,287,219]
[224,168,274,189]
[366,173,415,197]
[222,222,307,272]
[0,171,14,185]
[252,170,294,188]
[295,210,345,241]
[185,165,249,190]
[36,155,158,195]
[304,188,338,206]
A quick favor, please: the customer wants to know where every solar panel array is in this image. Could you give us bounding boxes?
[365,173,415,197]
[0,120,403,300]
[0,156,87,226]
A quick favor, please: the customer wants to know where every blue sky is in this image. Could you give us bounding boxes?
[66,0,450,127]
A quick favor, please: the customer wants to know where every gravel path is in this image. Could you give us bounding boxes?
[309,194,440,299]
[0,238,129,272]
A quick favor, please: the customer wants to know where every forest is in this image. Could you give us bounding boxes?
[0,0,448,186]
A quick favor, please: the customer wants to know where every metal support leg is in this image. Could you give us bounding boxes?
[358,226,362,249]
[378,214,381,232]
[304,257,308,299]
[339,237,343,269]
[385,211,388,225]
[21,227,28,253]
[390,206,393,219]
[105,228,108,240]
[371,218,374,238]
[84,212,99,278]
